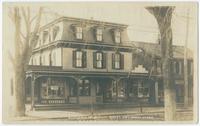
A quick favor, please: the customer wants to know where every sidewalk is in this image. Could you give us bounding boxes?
[23,106,192,120]
[9,106,193,122]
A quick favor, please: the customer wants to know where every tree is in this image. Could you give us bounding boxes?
[8,7,42,117]
[145,6,176,121]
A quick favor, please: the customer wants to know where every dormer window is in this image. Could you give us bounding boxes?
[75,26,83,39]
[114,30,121,43]
[96,28,103,41]
[43,31,48,44]
[52,26,59,40]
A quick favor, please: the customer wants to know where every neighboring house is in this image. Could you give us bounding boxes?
[25,17,193,110]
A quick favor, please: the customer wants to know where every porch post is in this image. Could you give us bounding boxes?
[76,77,81,104]
[115,78,120,102]
[31,75,35,110]
[155,81,159,104]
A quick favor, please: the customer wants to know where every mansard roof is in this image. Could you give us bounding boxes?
[39,16,128,31]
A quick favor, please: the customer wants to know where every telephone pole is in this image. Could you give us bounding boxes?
[184,9,190,107]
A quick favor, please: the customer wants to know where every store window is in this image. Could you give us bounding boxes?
[79,79,90,96]
[117,82,126,98]
[138,81,149,98]
[96,82,103,96]
[40,79,65,99]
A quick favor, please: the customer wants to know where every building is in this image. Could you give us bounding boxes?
[25,17,193,110]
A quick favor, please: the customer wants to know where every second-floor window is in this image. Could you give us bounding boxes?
[73,50,87,68]
[96,29,103,41]
[112,53,124,69]
[93,51,106,69]
[114,31,121,43]
[96,52,103,68]
[75,27,83,39]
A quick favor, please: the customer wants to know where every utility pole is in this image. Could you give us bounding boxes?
[184,9,190,107]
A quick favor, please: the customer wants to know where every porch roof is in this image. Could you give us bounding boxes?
[26,65,161,79]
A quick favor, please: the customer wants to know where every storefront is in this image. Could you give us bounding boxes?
[25,72,162,109]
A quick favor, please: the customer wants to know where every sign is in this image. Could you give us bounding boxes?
[132,65,148,73]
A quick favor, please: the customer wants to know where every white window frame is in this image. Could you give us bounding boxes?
[76,51,83,67]
[114,53,120,69]
[96,28,103,41]
[96,52,103,68]
[76,27,83,39]
[115,31,121,43]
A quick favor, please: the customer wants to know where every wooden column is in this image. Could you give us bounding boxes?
[155,81,159,104]
[76,78,81,104]
[31,75,35,111]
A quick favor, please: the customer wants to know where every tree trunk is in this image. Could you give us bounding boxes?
[14,63,26,116]
[146,7,176,121]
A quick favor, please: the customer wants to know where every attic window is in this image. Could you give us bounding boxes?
[114,30,121,43]
[75,26,83,39]
[96,28,103,41]
[53,26,59,40]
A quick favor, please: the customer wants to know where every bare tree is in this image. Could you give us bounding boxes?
[8,7,42,117]
[146,6,176,121]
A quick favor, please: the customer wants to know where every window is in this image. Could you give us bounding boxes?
[96,83,103,96]
[114,54,120,69]
[43,31,48,44]
[79,80,90,96]
[174,61,182,74]
[96,52,103,68]
[188,61,193,75]
[39,56,42,65]
[52,26,59,40]
[112,53,124,69]
[75,27,83,39]
[49,53,51,66]
[40,79,65,99]
[96,28,103,41]
[114,31,121,43]
[50,52,56,66]
[42,55,46,65]
[76,51,82,67]
[73,50,87,68]
[70,82,77,96]
[138,81,149,98]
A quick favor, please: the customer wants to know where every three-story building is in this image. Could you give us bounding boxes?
[25,17,193,110]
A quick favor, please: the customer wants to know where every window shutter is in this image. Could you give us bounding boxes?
[120,53,124,69]
[72,50,76,68]
[83,51,87,68]
[93,52,97,68]
[102,52,106,69]
[112,54,115,69]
